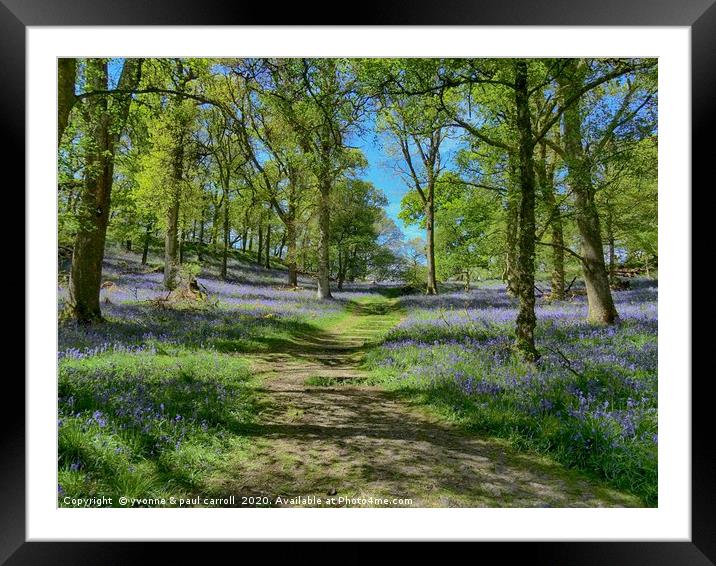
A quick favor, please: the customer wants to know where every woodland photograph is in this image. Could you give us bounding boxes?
[57,57,658,508]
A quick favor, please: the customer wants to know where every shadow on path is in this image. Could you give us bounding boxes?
[207,296,640,508]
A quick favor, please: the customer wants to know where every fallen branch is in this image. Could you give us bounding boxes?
[437,307,452,329]
[544,345,585,379]
[565,276,578,293]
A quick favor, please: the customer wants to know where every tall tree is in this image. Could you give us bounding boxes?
[200,106,244,280]
[511,59,540,360]
[556,60,617,323]
[379,95,448,295]
[162,61,199,290]
[552,59,655,322]
[225,61,312,287]
[434,58,544,359]
[434,57,642,357]
[68,57,143,322]
[265,59,366,299]
[330,178,386,290]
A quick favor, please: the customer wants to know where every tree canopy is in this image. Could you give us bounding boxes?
[59,57,657,360]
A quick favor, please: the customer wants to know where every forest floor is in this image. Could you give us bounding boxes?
[59,248,653,508]
[205,292,640,508]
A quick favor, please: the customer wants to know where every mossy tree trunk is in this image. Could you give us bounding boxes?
[558,60,618,324]
[69,58,143,323]
[513,60,540,362]
[221,186,230,280]
[256,218,264,265]
[265,223,271,269]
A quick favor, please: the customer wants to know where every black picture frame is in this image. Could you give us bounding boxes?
[7,0,709,561]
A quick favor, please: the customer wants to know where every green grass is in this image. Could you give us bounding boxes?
[364,316,658,506]
[57,293,382,507]
[58,349,263,506]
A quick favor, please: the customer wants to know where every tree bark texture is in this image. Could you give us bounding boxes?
[513,60,540,362]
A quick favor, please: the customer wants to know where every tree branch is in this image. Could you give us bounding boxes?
[536,240,584,262]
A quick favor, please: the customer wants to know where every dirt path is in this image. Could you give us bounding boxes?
[208,295,640,508]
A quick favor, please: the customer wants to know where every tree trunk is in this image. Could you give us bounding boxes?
[58,58,77,144]
[68,58,142,323]
[503,181,519,296]
[337,248,345,291]
[286,217,298,287]
[425,190,438,295]
[537,143,565,300]
[69,69,113,322]
[141,221,152,265]
[301,234,310,273]
[277,231,286,259]
[513,60,540,362]
[179,228,185,264]
[241,228,248,252]
[211,203,219,247]
[164,145,183,290]
[574,186,618,323]
[606,200,616,284]
[197,205,205,261]
[221,189,230,280]
[548,206,566,300]
[558,61,618,324]
[265,223,271,269]
[316,174,333,300]
[164,190,180,290]
[348,246,358,282]
[256,220,263,265]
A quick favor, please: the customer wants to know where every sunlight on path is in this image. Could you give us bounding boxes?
[206,294,640,508]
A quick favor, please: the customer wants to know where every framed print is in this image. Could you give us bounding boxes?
[7,0,711,561]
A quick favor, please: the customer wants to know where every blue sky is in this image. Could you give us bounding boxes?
[351,116,463,246]
[353,129,424,243]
